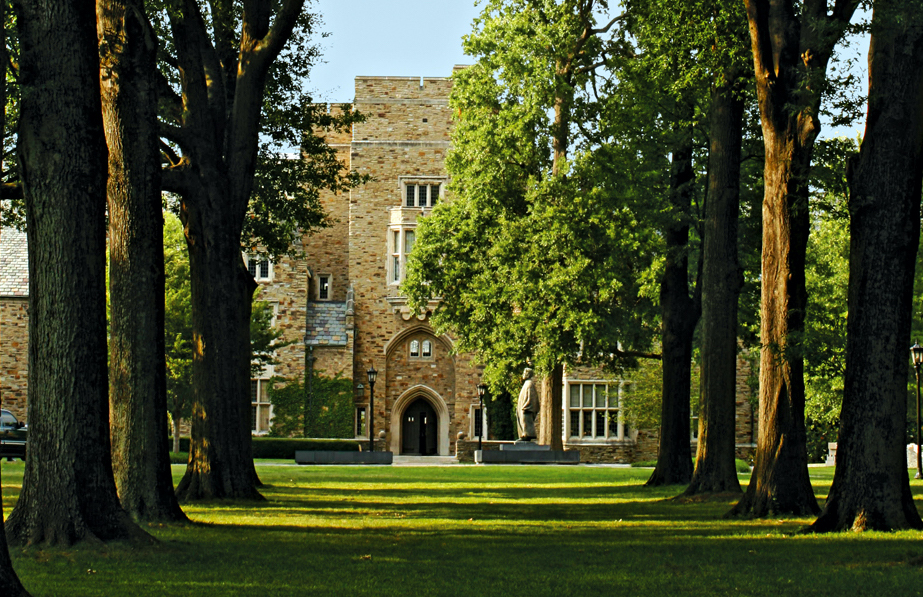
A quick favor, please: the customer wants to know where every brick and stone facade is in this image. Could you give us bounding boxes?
[0,227,29,420]
[0,70,758,463]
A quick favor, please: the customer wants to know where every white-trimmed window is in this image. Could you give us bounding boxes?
[356,406,367,438]
[245,254,272,282]
[317,274,331,301]
[567,381,630,440]
[389,227,416,284]
[405,183,441,208]
[251,378,273,434]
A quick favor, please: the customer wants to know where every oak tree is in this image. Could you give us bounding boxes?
[730,0,858,518]
[5,0,147,546]
[811,0,923,532]
[99,0,186,523]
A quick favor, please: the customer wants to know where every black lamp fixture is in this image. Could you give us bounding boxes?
[367,366,378,453]
[912,343,923,478]
[476,383,487,452]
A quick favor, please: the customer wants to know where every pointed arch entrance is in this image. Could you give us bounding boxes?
[390,386,449,456]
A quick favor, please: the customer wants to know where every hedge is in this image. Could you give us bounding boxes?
[168,437,360,459]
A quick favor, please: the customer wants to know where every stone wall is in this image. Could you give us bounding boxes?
[0,298,28,419]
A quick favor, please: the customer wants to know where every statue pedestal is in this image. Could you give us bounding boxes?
[500,442,551,451]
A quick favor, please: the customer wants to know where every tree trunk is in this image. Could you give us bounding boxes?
[730,0,856,518]
[685,74,745,496]
[539,363,564,451]
[174,185,262,501]
[6,0,147,546]
[0,493,28,596]
[647,124,699,487]
[99,0,187,523]
[173,418,182,454]
[811,0,923,532]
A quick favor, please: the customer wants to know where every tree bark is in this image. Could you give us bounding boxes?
[539,363,564,451]
[730,0,857,518]
[685,73,745,496]
[175,189,262,500]
[173,418,182,454]
[163,0,304,500]
[647,122,699,487]
[99,0,187,523]
[6,0,147,546]
[810,0,923,532]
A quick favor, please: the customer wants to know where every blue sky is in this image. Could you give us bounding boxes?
[306,0,867,139]
[307,0,482,103]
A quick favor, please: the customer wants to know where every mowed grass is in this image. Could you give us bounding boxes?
[4,462,923,596]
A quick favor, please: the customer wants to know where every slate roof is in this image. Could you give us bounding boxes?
[304,301,349,346]
[0,227,28,298]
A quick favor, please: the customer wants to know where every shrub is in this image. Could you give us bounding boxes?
[251,437,360,459]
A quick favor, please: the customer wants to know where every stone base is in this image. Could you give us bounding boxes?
[475,449,579,464]
[500,442,552,451]
[295,450,393,465]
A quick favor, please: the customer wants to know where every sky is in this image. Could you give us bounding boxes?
[305,0,868,139]
[307,0,483,103]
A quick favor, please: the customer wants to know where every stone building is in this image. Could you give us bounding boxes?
[0,227,28,421]
[0,69,757,463]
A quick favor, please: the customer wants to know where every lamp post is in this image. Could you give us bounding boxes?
[367,366,378,453]
[912,343,923,478]
[477,383,487,452]
[304,344,315,438]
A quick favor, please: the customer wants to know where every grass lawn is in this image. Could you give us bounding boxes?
[4,462,923,596]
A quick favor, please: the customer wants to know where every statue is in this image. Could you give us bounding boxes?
[517,368,538,441]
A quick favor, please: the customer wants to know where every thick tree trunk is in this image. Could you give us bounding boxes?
[173,418,183,454]
[174,187,262,501]
[685,75,745,496]
[6,0,147,546]
[730,0,856,518]
[647,126,699,487]
[539,363,564,450]
[99,0,187,523]
[811,0,923,532]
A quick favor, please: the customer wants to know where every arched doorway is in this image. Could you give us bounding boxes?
[401,397,438,455]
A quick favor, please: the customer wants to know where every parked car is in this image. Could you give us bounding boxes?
[0,409,27,461]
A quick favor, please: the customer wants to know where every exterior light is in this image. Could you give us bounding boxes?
[367,366,378,452]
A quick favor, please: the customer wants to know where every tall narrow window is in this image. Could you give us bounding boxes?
[406,185,416,207]
[317,274,330,300]
[418,185,428,207]
[356,407,367,437]
[421,340,432,358]
[430,184,440,206]
[409,339,420,357]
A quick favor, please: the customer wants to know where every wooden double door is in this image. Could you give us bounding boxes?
[401,397,438,455]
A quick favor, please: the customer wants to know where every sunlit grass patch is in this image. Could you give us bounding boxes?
[2,461,923,596]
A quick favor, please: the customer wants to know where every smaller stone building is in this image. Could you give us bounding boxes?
[0,227,29,420]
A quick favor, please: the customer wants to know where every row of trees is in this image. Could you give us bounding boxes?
[0,0,355,591]
[406,0,923,533]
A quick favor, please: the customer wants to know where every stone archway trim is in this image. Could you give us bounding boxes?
[390,385,450,456]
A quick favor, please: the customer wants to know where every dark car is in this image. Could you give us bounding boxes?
[0,409,26,461]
